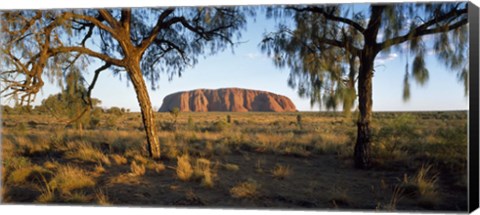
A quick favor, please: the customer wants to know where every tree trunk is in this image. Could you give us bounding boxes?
[354,51,375,169]
[127,61,161,159]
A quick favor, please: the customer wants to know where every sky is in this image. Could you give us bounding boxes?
[1,1,470,112]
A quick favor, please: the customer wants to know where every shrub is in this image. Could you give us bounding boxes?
[65,191,91,203]
[95,189,111,206]
[49,166,95,194]
[130,161,146,176]
[146,162,166,174]
[133,154,149,165]
[89,117,101,129]
[223,163,239,172]
[230,180,259,198]
[193,158,214,188]
[187,116,195,129]
[272,164,292,179]
[401,164,440,208]
[110,154,128,165]
[208,120,230,132]
[176,154,193,181]
[8,165,52,184]
[65,142,111,166]
[106,107,124,116]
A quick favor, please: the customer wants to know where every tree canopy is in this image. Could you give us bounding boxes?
[1,7,249,158]
[261,3,468,111]
[1,7,248,104]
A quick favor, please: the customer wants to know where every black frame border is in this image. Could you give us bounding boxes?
[469,1,480,213]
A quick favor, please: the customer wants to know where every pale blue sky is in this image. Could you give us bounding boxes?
[4,4,470,112]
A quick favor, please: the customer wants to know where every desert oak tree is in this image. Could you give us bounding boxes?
[1,7,247,159]
[261,3,468,168]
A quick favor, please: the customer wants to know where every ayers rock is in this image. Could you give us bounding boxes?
[158,88,297,112]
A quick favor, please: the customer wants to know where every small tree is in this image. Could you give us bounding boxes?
[169,107,180,129]
[39,69,102,129]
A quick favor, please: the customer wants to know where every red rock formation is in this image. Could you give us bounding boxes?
[158,88,297,112]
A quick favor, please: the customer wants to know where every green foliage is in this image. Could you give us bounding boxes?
[296,114,302,129]
[106,107,124,116]
[262,3,468,111]
[412,55,429,86]
[208,119,230,132]
[187,116,195,129]
[376,114,416,156]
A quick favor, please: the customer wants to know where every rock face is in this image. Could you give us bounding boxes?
[158,88,297,112]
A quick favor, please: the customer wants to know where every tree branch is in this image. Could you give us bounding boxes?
[286,6,366,34]
[120,9,131,36]
[139,8,175,52]
[66,63,111,126]
[98,9,119,29]
[63,11,119,39]
[50,46,125,66]
[378,8,467,50]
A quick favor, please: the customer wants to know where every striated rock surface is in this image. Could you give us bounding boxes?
[158,88,297,112]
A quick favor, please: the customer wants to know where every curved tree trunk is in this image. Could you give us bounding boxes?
[354,51,375,169]
[127,61,161,159]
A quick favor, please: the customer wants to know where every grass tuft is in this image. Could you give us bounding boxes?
[65,142,111,166]
[110,154,128,165]
[230,180,259,198]
[49,165,95,194]
[272,164,292,179]
[95,189,111,206]
[129,161,146,176]
[176,154,193,181]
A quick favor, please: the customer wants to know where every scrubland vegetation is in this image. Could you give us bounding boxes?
[1,110,467,211]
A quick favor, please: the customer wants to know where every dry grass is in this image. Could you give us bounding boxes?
[329,187,351,207]
[8,165,51,184]
[43,161,59,170]
[387,184,405,211]
[230,180,259,198]
[95,189,111,205]
[14,136,51,156]
[146,161,166,173]
[35,173,56,203]
[133,154,149,165]
[65,191,91,203]
[222,163,239,172]
[193,158,214,188]
[94,164,106,175]
[129,161,146,176]
[65,141,111,166]
[110,154,128,165]
[1,111,468,208]
[176,154,193,181]
[401,164,440,208]
[49,165,95,194]
[272,164,292,179]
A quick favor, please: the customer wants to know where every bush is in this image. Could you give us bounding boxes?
[272,164,292,179]
[230,180,259,198]
[130,161,146,176]
[106,107,124,116]
[207,120,230,132]
[176,154,193,181]
[49,166,95,194]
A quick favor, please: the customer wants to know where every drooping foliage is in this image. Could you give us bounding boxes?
[261,3,468,111]
[0,7,249,103]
